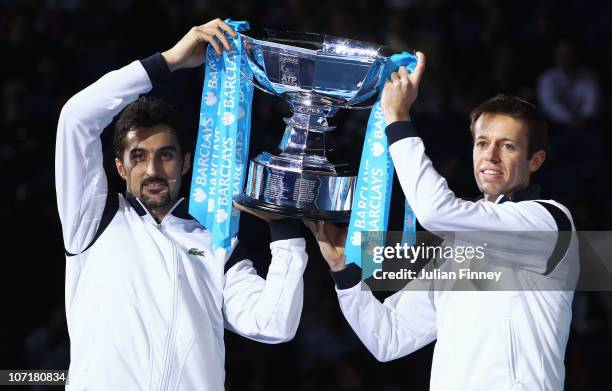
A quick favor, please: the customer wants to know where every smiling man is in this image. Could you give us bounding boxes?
[470,97,546,203]
[307,53,579,390]
[56,19,307,390]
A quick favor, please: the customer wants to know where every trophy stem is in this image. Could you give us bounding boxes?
[277,104,339,166]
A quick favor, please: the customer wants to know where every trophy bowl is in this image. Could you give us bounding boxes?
[233,30,392,221]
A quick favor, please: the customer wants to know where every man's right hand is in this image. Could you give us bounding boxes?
[304,221,348,272]
[161,19,236,72]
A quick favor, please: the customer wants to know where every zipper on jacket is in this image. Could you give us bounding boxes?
[157,220,181,391]
[133,198,185,390]
[506,318,519,385]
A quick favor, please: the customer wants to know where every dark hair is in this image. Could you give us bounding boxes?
[469,95,548,158]
[113,96,186,159]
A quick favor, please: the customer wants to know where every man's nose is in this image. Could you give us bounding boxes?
[145,156,163,176]
[483,143,500,162]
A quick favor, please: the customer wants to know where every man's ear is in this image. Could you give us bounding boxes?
[529,150,546,173]
[182,152,191,175]
[115,157,127,180]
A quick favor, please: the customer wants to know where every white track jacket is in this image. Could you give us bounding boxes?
[55,54,308,390]
[332,121,578,391]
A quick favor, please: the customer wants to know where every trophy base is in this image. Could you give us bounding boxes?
[240,152,356,222]
[234,193,351,222]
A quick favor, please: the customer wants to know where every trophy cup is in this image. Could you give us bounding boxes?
[233,30,392,221]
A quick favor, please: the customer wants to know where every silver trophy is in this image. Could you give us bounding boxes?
[233,30,392,221]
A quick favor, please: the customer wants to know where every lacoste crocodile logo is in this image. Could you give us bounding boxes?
[188,248,206,257]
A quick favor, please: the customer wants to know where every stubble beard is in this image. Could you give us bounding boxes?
[139,177,174,213]
[140,190,172,211]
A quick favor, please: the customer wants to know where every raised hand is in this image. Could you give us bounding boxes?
[161,18,237,72]
[380,51,426,124]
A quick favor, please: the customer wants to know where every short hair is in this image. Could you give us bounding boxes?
[469,95,548,158]
[113,96,187,159]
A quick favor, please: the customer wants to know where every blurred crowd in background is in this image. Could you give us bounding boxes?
[2,0,611,389]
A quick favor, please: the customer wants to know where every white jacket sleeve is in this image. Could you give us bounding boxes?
[333,266,437,362]
[55,60,152,254]
[222,219,307,343]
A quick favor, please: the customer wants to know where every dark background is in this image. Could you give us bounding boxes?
[2,0,611,389]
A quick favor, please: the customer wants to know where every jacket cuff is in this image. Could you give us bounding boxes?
[331,263,362,289]
[269,218,302,241]
[385,120,419,145]
[140,53,171,86]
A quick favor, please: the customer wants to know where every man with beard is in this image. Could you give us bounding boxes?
[56,19,307,390]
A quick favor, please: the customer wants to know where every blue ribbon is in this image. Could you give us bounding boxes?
[345,52,418,274]
[189,19,252,249]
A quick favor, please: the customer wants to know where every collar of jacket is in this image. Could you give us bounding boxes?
[125,192,194,220]
[468,184,542,204]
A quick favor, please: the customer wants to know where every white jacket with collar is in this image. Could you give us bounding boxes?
[332,121,578,391]
[55,54,307,391]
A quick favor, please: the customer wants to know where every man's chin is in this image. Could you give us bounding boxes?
[140,193,172,210]
[477,184,503,199]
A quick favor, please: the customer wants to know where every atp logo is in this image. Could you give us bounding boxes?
[350,231,361,246]
[216,209,229,223]
[192,188,206,203]
[371,142,385,157]
[222,112,235,126]
[204,91,217,106]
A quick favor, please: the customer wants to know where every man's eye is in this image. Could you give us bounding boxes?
[132,153,145,162]
[476,141,487,148]
[160,151,175,160]
[502,143,515,151]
